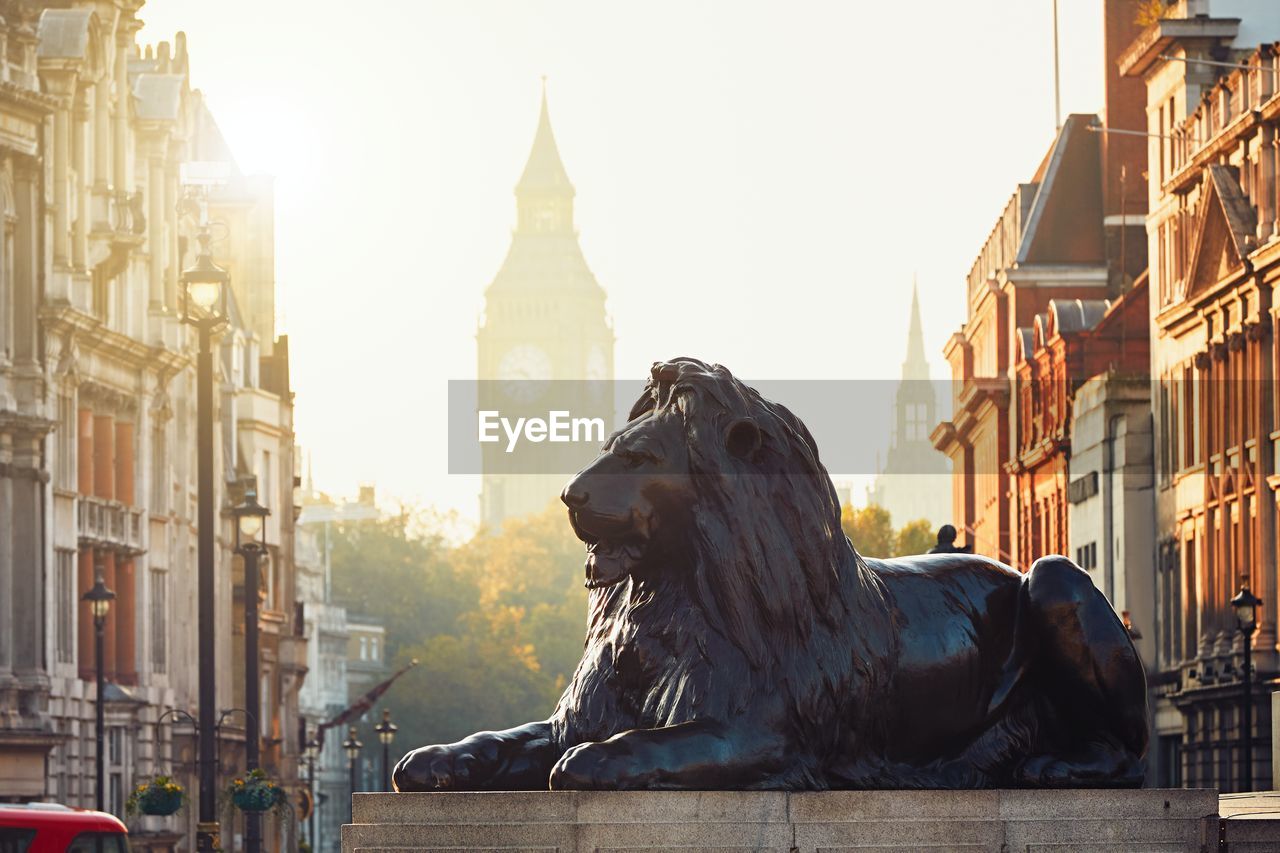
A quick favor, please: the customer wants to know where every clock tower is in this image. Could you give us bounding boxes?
[477,85,614,528]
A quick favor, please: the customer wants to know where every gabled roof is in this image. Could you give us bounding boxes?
[1016,114,1106,266]
[516,86,574,197]
[1185,163,1256,301]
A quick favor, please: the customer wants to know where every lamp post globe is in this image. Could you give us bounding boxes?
[374,709,398,791]
[1232,582,1262,635]
[1231,579,1263,792]
[233,484,270,552]
[84,576,115,625]
[343,726,363,823]
[82,576,115,813]
[180,228,229,325]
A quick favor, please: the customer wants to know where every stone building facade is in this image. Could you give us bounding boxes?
[1118,0,1280,792]
[0,4,304,851]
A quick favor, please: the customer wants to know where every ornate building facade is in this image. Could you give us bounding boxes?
[866,284,952,530]
[1118,0,1280,791]
[477,88,614,529]
[0,4,304,851]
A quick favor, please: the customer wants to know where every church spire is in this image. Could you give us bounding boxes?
[903,276,929,381]
[516,79,574,197]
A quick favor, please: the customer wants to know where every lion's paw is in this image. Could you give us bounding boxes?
[549,742,639,790]
[392,745,482,792]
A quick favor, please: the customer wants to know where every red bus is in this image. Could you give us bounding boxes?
[0,804,129,853]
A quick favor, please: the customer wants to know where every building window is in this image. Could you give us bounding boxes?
[1159,735,1183,788]
[150,569,167,673]
[107,726,126,816]
[370,636,379,663]
[1075,542,1097,571]
[56,550,76,663]
[360,636,368,661]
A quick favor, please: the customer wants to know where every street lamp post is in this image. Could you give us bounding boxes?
[181,222,230,852]
[83,574,115,813]
[374,709,398,792]
[342,727,362,824]
[304,738,319,852]
[1231,579,1263,792]
[234,484,270,853]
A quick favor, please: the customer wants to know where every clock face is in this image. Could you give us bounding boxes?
[499,345,552,402]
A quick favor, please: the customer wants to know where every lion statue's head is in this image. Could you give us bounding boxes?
[562,358,882,671]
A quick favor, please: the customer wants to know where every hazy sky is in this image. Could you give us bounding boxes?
[139,1,1107,525]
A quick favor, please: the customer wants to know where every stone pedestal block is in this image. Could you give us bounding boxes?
[342,789,1219,852]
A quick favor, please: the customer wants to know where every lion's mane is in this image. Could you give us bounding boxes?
[554,359,895,783]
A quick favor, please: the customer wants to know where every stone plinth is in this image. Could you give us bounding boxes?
[343,789,1218,852]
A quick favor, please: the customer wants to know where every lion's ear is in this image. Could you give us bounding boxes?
[724,417,762,460]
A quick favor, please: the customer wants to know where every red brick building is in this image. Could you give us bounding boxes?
[932,0,1148,567]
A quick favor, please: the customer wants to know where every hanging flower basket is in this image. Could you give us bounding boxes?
[127,776,186,817]
[228,768,284,813]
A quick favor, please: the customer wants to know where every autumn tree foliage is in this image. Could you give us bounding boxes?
[328,502,586,757]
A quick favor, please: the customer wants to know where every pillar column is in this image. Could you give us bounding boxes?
[93,80,110,193]
[92,413,114,500]
[112,38,129,194]
[147,155,164,309]
[164,164,178,308]
[9,430,43,678]
[71,87,88,271]
[1272,129,1280,240]
[11,164,35,363]
[77,409,93,496]
[1259,126,1276,240]
[52,106,69,267]
[115,420,133,506]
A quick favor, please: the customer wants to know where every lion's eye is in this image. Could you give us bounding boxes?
[615,446,656,468]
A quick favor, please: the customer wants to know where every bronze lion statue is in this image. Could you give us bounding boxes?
[395,358,1148,791]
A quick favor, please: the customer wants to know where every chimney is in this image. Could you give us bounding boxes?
[1101,0,1149,221]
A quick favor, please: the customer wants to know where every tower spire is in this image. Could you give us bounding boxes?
[903,276,928,381]
[517,79,574,197]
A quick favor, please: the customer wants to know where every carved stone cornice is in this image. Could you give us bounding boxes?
[77,379,137,415]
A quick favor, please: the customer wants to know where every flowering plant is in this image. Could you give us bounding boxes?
[227,768,285,813]
[126,776,186,816]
